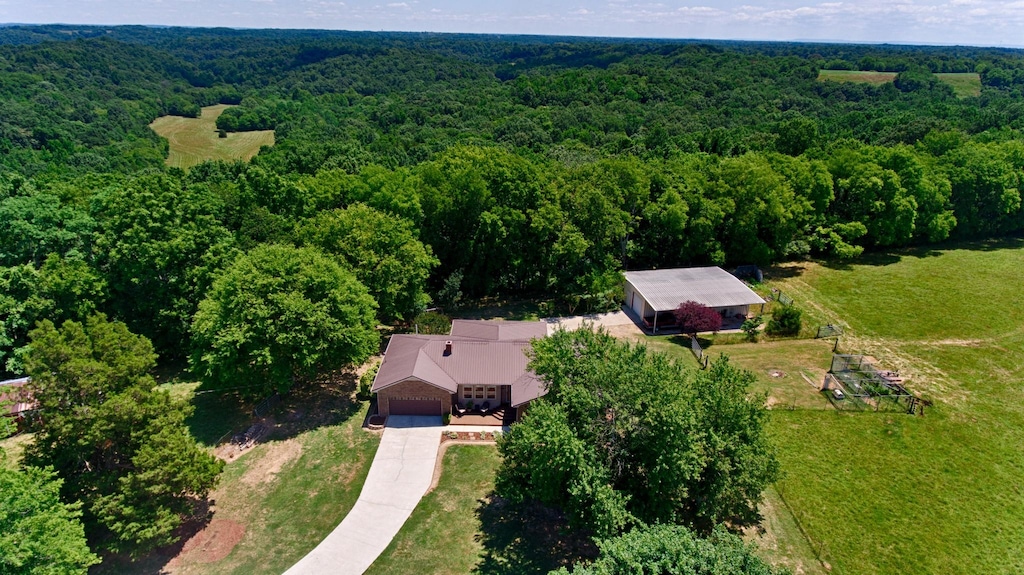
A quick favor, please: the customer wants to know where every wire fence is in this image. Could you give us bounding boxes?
[816,324,844,338]
[252,392,280,417]
[690,336,710,369]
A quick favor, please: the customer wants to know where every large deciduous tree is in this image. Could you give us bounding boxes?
[0,466,100,575]
[92,173,237,357]
[190,244,379,397]
[297,203,438,322]
[497,328,779,538]
[22,315,223,553]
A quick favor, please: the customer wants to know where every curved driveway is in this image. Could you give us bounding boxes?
[283,415,443,575]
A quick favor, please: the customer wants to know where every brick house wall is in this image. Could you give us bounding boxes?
[376,378,453,417]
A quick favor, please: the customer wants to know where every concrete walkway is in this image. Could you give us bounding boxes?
[543,309,635,334]
[283,415,443,575]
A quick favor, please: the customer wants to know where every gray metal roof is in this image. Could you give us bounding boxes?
[624,266,765,312]
[450,319,548,341]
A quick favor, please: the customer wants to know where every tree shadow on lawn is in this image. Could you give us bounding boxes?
[474,495,598,575]
[820,235,1024,271]
[256,368,366,443]
[183,366,365,448]
[91,502,215,575]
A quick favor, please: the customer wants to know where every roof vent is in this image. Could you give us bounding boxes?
[444,341,453,356]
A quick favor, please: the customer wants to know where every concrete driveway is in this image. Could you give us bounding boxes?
[283,415,443,575]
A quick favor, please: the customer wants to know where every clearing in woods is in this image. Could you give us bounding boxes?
[817,70,897,85]
[149,104,275,169]
[818,70,982,97]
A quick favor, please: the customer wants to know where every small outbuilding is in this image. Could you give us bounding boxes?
[623,266,766,332]
[1,377,35,433]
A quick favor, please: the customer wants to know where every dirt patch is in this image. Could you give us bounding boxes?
[240,439,303,486]
[603,321,645,342]
[167,519,246,568]
[926,338,985,347]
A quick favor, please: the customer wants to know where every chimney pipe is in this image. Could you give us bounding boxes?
[444,341,453,355]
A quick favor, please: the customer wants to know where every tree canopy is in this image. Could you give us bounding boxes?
[0,465,100,575]
[497,327,779,537]
[551,524,787,575]
[22,314,223,553]
[190,244,379,397]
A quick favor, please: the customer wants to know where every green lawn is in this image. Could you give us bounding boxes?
[95,382,380,575]
[367,443,596,575]
[367,444,500,575]
[757,240,1024,574]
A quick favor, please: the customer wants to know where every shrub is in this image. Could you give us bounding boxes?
[442,413,451,425]
[358,361,380,400]
[766,304,802,336]
[741,315,764,341]
[411,311,452,335]
[673,300,722,335]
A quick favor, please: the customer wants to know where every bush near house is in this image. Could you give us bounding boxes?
[766,304,802,336]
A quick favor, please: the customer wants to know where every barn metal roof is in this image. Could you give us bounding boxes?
[624,266,765,312]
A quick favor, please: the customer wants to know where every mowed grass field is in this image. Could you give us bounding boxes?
[935,73,983,97]
[818,69,897,85]
[818,70,982,98]
[149,104,274,169]
[755,239,1024,574]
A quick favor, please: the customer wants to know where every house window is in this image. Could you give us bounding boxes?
[486,386,496,400]
[475,386,484,399]
[462,386,472,400]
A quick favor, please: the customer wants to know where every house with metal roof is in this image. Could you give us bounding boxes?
[371,320,548,422]
[624,267,766,332]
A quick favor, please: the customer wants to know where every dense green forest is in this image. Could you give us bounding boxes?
[2,25,1024,377]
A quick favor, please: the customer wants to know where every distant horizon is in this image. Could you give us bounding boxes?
[1,0,1022,50]
[2,21,1022,52]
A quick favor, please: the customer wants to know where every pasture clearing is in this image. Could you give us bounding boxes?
[818,70,982,98]
[817,70,896,85]
[935,73,982,98]
[149,104,274,169]
[759,239,1024,574]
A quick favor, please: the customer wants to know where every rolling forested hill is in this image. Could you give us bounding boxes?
[2,25,1024,372]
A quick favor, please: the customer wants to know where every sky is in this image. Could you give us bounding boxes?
[1,0,1023,48]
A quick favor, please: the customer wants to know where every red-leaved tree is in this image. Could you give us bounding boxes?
[673,300,722,335]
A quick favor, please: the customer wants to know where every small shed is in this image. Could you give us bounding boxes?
[624,267,766,332]
[1,377,35,432]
